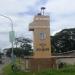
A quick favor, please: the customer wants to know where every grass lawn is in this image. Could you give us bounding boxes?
[2,64,75,75]
[2,64,32,75]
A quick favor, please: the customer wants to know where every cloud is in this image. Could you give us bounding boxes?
[45,0,75,14]
[0,0,38,49]
[0,0,75,49]
[17,0,49,16]
[0,33,10,49]
[0,0,37,14]
[44,0,75,33]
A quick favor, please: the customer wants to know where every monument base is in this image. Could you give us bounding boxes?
[28,57,56,72]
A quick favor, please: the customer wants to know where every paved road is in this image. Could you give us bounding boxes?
[0,56,10,75]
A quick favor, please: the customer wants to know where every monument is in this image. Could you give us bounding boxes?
[28,7,56,72]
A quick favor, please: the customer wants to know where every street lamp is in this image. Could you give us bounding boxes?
[0,14,15,65]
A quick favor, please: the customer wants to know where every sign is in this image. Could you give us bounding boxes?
[35,17,49,20]
[9,31,15,43]
[36,48,49,51]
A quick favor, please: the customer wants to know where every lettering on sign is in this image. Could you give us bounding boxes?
[35,18,49,20]
[36,48,49,51]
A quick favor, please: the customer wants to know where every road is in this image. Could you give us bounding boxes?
[0,56,11,75]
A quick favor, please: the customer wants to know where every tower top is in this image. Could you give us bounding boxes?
[41,7,46,15]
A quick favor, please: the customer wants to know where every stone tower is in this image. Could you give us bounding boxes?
[28,7,56,71]
[29,7,51,58]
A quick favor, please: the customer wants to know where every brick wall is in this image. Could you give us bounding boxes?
[29,58,56,72]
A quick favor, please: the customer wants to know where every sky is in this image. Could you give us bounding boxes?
[0,0,75,49]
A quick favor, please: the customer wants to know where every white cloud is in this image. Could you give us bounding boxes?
[44,0,75,34]
[0,0,37,49]
[0,0,37,14]
[0,0,75,49]
[46,0,75,14]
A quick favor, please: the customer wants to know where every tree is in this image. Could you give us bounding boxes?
[14,37,33,56]
[51,28,75,53]
[6,37,33,57]
[6,48,23,57]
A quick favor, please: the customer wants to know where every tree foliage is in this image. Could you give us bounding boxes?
[51,28,75,53]
[6,37,33,57]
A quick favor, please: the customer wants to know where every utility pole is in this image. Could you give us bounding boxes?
[0,14,15,67]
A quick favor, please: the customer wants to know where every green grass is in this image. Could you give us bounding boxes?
[2,64,32,75]
[2,64,75,75]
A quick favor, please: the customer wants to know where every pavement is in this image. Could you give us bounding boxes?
[0,56,11,75]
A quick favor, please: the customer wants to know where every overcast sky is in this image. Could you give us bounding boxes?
[0,0,75,49]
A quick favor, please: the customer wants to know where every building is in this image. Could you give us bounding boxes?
[23,8,75,72]
[28,7,56,72]
[29,10,51,58]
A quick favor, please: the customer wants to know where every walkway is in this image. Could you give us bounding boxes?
[0,56,10,75]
